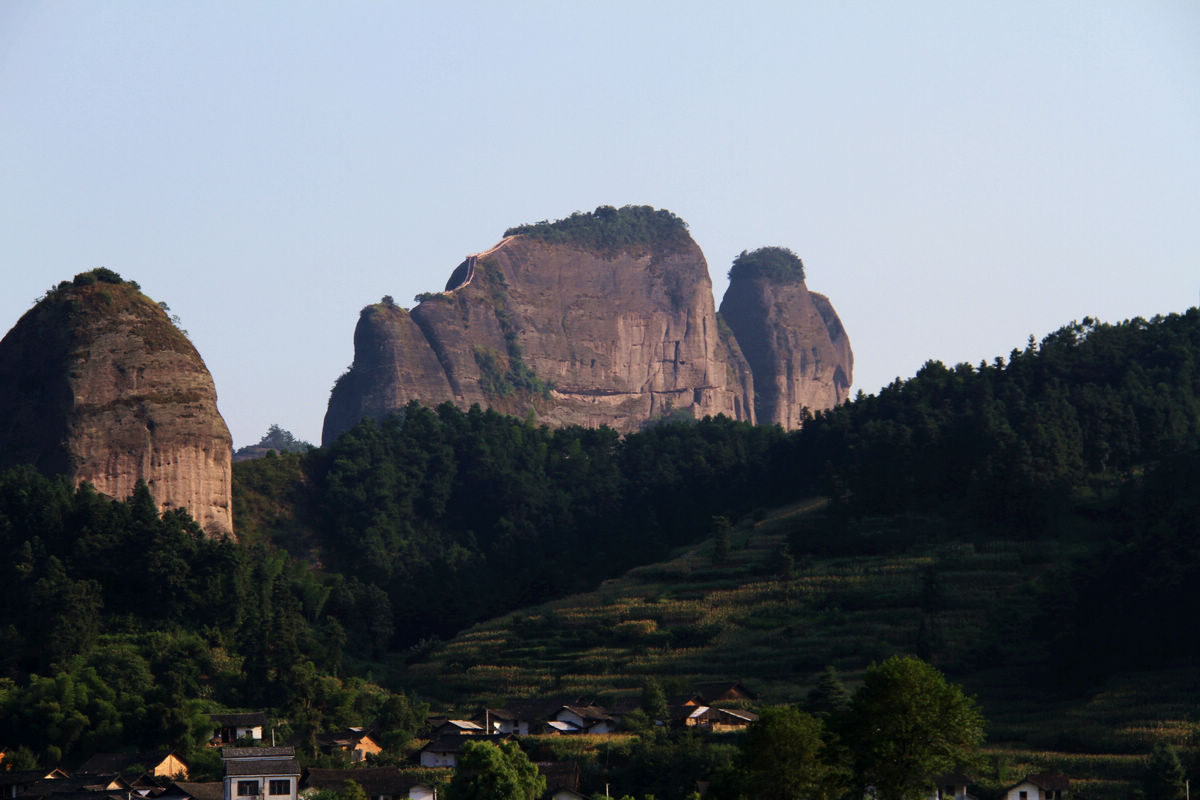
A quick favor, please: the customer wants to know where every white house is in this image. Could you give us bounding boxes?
[553,705,616,734]
[430,719,484,737]
[930,772,973,800]
[1003,774,1069,800]
[475,708,528,736]
[222,746,300,800]
[418,736,468,769]
[418,735,513,769]
[211,713,267,745]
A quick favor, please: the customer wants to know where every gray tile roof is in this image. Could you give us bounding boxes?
[224,760,300,778]
[221,747,295,761]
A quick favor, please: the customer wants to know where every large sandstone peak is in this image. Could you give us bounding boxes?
[718,247,853,429]
[324,206,756,442]
[0,269,234,538]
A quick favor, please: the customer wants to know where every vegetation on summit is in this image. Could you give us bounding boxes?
[504,204,690,252]
[727,246,806,284]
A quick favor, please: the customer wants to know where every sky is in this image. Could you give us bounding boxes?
[2,2,1198,449]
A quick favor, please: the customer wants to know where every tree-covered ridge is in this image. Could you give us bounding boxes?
[727,247,806,284]
[770,309,1200,693]
[503,204,690,252]
[787,311,1200,525]
[305,403,784,642]
[0,466,427,769]
[246,307,1200,671]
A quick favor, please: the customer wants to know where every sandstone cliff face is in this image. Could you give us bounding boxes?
[0,272,234,538]
[323,209,852,442]
[718,250,854,429]
[324,227,756,443]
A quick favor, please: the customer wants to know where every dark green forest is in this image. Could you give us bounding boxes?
[3,308,1200,790]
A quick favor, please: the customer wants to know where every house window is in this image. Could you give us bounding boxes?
[269,780,290,795]
[237,781,259,797]
[1020,792,1028,800]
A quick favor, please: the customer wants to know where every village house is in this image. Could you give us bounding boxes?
[76,751,189,781]
[301,768,433,800]
[1003,774,1070,800]
[313,728,381,763]
[428,719,484,738]
[167,781,225,800]
[672,705,758,732]
[548,705,618,735]
[0,769,69,800]
[210,713,268,746]
[689,681,758,704]
[472,708,524,736]
[931,772,975,800]
[12,772,132,800]
[490,699,564,737]
[418,735,512,769]
[221,746,300,800]
[670,681,759,709]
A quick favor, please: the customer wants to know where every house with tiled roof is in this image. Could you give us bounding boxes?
[472,708,524,736]
[671,705,758,732]
[418,735,513,769]
[313,729,381,764]
[428,720,483,738]
[688,681,758,704]
[221,747,299,800]
[496,699,566,734]
[930,771,976,800]
[551,705,617,735]
[301,767,432,800]
[0,769,69,800]
[76,751,188,780]
[1003,773,1070,800]
[15,773,132,800]
[166,782,224,800]
[210,714,268,746]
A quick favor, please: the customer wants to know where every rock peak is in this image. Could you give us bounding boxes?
[719,249,853,428]
[0,269,234,538]
[323,208,852,442]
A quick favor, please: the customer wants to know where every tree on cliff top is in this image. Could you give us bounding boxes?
[504,204,689,251]
[728,247,806,284]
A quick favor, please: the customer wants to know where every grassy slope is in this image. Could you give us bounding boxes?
[400,500,1196,798]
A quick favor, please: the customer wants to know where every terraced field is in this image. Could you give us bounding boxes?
[401,500,1197,798]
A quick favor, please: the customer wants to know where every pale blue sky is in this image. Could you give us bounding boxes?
[2,2,1198,447]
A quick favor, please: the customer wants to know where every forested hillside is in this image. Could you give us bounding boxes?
[2,308,1199,791]
[787,312,1200,524]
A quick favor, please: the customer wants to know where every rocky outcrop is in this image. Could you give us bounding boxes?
[718,248,853,429]
[324,208,756,443]
[323,207,851,443]
[0,270,234,538]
